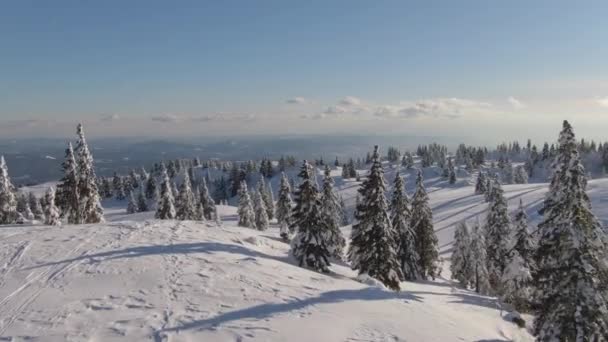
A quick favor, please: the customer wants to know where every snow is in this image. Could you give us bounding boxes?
[3,173,608,341]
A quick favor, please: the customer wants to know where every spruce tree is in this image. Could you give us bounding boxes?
[484,180,511,291]
[137,190,148,212]
[475,172,487,195]
[470,219,492,295]
[155,164,176,220]
[75,124,104,223]
[257,178,274,220]
[237,181,256,228]
[390,171,419,281]
[320,165,346,259]
[448,157,457,184]
[113,175,126,200]
[126,190,138,214]
[290,160,332,272]
[56,143,81,224]
[450,221,473,288]
[175,172,196,220]
[43,187,61,226]
[411,170,440,280]
[254,189,269,231]
[0,156,17,224]
[145,176,157,200]
[533,120,608,341]
[29,192,45,221]
[348,147,402,290]
[17,193,34,221]
[276,172,293,241]
[199,178,216,220]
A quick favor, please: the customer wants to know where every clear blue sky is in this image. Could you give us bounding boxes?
[1,0,607,141]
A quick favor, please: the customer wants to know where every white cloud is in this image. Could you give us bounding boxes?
[339,96,361,106]
[100,114,120,122]
[189,113,257,123]
[597,97,608,108]
[508,96,526,110]
[374,98,492,120]
[286,97,307,104]
[323,105,348,115]
[151,113,181,123]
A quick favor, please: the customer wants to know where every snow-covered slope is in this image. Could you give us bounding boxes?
[2,178,608,341]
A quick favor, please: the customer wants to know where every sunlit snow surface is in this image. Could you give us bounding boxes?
[4,170,608,341]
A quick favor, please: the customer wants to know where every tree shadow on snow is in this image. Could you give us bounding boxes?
[157,287,422,334]
[23,241,291,269]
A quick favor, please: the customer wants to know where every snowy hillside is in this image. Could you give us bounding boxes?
[2,174,608,341]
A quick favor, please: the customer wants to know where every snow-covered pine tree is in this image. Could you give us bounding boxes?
[475,172,487,195]
[512,199,535,267]
[348,147,402,290]
[74,124,104,223]
[339,195,349,226]
[267,182,276,220]
[513,165,528,184]
[320,165,346,259]
[254,189,269,231]
[237,181,256,228]
[199,178,216,220]
[411,170,440,280]
[290,160,332,272]
[0,156,17,224]
[155,164,176,220]
[470,219,492,295]
[448,157,457,185]
[484,180,511,291]
[43,187,61,226]
[145,176,157,200]
[56,143,81,224]
[501,244,533,311]
[126,190,138,214]
[16,193,34,221]
[137,190,148,212]
[175,172,196,220]
[276,172,293,241]
[257,178,274,221]
[113,175,126,200]
[390,171,419,281]
[533,120,608,341]
[450,221,473,288]
[29,192,45,221]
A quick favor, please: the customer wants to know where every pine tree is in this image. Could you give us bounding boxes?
[137,190,148,212]
[320,165,346,259]
[448,157,457,184]
[451,221,473,288]
[475,172,487,195]
[145,176,157,200]
[290,160,332,272]
[470,219,492,295]
[56,144,81,224]
[411,170,440,280]
[276,172,293,241]
[339,195,349,226]
[155,164,176,219]
[513,165,528,184]
[74,124,104,223]
[390,171,419,281]
[484,180,511,291]
[126,190,138,214]
[533,120,608,341]
[29,192,45,221]
[175,172,196,220]
[0,156,17,224]
[348,147,402,290]
[16,193,34,221]
[237,181,256,228]
[199,178,216,220]
[254,189,269,231]
[43,187,61,226]
[114,175,126,200]
[501,245,533,311]
[257,178,274,220]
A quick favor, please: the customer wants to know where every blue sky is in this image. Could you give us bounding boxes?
[1,0,608,141]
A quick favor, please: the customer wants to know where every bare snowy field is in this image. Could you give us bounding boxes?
[2,177,608,341]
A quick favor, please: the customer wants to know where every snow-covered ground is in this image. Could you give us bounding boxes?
[2,176,608,341]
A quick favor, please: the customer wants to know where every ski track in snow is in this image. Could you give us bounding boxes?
[4,174,608,341]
